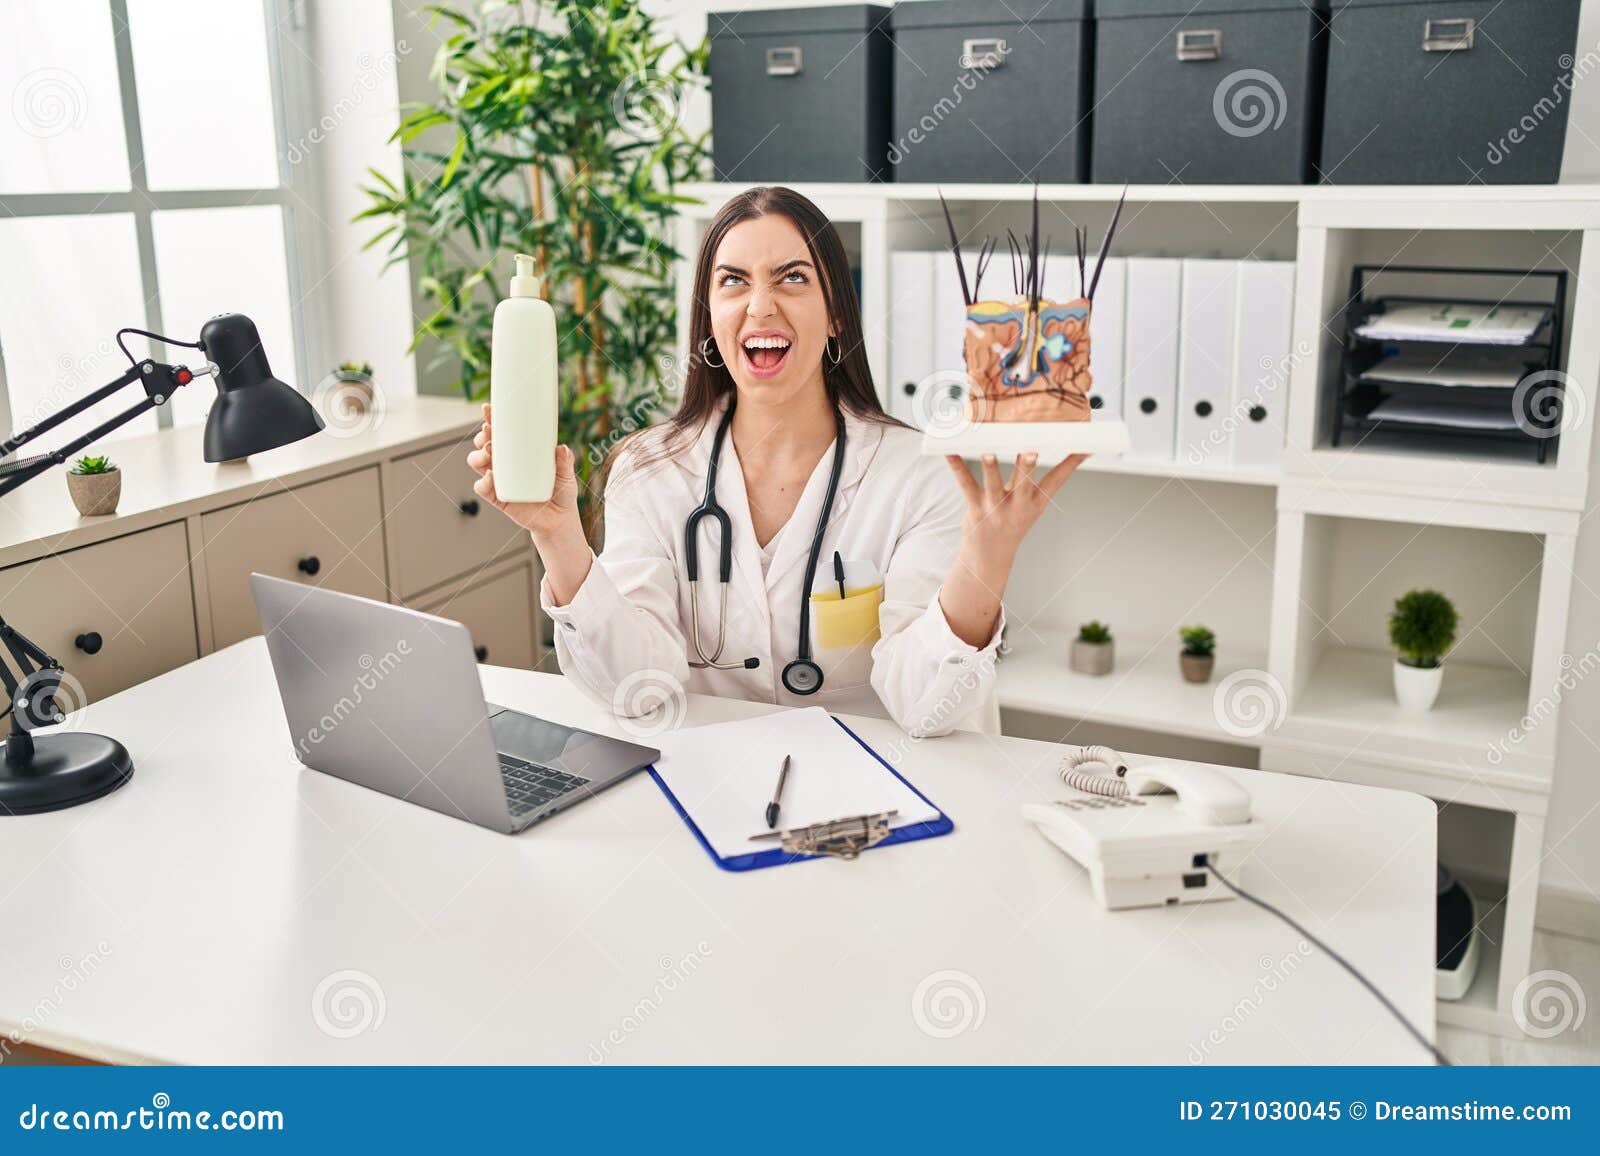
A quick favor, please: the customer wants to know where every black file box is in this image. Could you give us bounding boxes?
[1319,0,1581,185]
[889,0,1093,183]
[1092,0,1328,185]
[709,5,894,183]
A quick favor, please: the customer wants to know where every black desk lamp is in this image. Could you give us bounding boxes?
[0,313,323,815]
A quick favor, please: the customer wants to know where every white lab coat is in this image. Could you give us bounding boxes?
[541,402,1004,736]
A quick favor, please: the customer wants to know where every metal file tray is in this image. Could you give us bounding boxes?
[1333,265,1569,464]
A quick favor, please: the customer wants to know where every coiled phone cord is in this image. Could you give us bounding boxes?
[1057,745,1130,795]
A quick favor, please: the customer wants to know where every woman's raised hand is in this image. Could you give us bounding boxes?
[466,403,582,543]
[946,451,1087,561]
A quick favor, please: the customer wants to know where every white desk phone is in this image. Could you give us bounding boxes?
[1021,747,1268,911]
[1020,745,1451,1065]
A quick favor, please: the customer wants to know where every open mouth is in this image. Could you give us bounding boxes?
[740,333,792,377]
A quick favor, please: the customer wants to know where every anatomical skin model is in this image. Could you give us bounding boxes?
[941,186,1125,427]
[964,297,1093,423]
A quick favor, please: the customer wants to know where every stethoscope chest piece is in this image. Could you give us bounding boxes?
[781,658,824,696]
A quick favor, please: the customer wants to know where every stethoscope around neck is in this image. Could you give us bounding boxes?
[685,399,848,696]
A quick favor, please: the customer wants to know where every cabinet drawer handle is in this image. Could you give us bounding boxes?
[474,645,489,662]
[765,46,802,76]
[297,555,321,577]
[459,498,480,517]
[1249,405,1268,423]
[75,631,103,655]
[1176,29,1222,62]
[1195,400,1214,417]
[960,37,1008,70]
[1140,397,1158,415]
[1423,18,1474,52]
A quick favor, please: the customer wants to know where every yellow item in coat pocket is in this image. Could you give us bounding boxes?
[810,584,884,650]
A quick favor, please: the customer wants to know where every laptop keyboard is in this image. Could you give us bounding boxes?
[499,754,590,819]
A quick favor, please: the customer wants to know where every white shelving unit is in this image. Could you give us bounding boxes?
[673,181,1600,1036]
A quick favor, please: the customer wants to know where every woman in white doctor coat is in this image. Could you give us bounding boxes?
[467,186,1085,736]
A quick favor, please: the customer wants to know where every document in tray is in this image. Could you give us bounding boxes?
[1354,302,1548,346]
[1361,347,1535,389]
[651,707,940,862]
[1367,396,1519,431]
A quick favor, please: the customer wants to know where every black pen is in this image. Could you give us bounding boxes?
[833,550,847,599]
[766,754,792,830]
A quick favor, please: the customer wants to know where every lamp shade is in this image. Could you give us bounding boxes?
[200,313,324,462]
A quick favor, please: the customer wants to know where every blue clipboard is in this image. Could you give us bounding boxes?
[647,716,954,872]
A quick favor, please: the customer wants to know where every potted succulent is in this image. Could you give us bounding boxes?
[1179,625,1215,684]
[66,454,121,517]
[1389,589,1457,712]
[1070,620,1114,676]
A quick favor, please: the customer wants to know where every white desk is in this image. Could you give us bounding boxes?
[0,638,1438,1064]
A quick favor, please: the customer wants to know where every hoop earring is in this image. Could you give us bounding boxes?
[699,335,724,369]
[825,336,842,365]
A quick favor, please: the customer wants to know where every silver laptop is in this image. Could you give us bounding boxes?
[250,573,659,834]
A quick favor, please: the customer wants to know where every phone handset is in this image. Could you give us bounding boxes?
[1056,747,1252,826]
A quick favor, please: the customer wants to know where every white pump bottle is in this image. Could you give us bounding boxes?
[489,253,558,503]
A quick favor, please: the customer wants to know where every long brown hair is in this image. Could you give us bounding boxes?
[620,186,897,478]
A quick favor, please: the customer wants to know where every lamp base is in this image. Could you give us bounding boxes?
[0,732,134,815]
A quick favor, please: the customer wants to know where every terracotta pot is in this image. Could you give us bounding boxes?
[1180,652,1214,684]
[1070,638,1114,676]
[1393,659,1444,712]
[67,468,121,516]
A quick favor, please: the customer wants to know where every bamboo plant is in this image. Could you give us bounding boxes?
[359,0,708,530]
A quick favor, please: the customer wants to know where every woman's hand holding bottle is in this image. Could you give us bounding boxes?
[466,403,592,604]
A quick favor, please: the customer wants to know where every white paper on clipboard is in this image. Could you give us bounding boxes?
[651,708,939,862]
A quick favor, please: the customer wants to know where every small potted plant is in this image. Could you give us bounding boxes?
[1070,620,1114,676]
[66,454,120,516]
[1389,589,1457,712]
[1179,625,1215,684]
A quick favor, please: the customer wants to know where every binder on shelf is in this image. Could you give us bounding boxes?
[1177,259,1239,469]
[1122,258,1181,461]
[931,249,970,404]
[1231,261,1296,470]
[649,707,953,871]
[889,251,937,425]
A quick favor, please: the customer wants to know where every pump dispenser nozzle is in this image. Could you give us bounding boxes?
[509,253,541,299]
